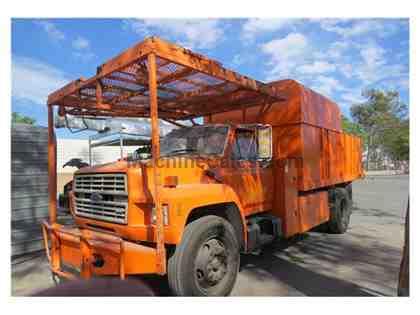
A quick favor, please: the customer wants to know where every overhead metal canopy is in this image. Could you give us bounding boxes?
[48,36,285,121]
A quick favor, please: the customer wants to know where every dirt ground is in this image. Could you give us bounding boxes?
[11,175,409,296]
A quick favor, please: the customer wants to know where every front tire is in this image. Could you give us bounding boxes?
[168,215,240,296]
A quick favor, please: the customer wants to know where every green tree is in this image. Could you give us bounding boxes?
[350,89,409,170]
[341,115,368,150]
[381,119,409,162]
[12,112,36,125]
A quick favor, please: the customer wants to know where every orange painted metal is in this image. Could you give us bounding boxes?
[148,53,166,275]
[297,190,329,232]
[208,79,363,235]
[71,157,249,245]
[47,37,285,120]
[44,36,283,279]
[271,158,300,237]
[42,221,158,278]
[47,105,57,224]
[207,79,341,129]
[47,106,62,272]
[43,37,363,280]
[208,79,363,191]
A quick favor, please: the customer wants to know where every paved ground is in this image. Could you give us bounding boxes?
[11,175,408,296]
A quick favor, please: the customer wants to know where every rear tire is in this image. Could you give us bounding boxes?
[327,187,352,233]
[168,215,240,296]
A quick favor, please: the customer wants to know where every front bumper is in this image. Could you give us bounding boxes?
[41,221,160,280]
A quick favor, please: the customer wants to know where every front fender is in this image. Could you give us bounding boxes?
[161,183,247,244]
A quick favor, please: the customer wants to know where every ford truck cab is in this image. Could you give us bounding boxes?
[69,123,274,295]
[72,123,273,235]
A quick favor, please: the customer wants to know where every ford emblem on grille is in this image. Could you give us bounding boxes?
[90,192,103,202]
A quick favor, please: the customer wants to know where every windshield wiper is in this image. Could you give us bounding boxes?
[163,148,198,156]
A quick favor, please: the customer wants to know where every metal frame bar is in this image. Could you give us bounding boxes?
[42,221,128,280]
[148,53,166,275]
[48,37,284,109]
[48,105,57,224]
[119,132,123,159]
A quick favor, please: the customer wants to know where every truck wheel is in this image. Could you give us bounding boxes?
[168,215,240,296]
[327,188,352,234]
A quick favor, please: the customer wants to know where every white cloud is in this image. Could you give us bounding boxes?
[12,56,70,105]
[360,44,385,67]
[242,18,296,40]
[319,19,382,38]
[318,19,400,39]
[73,51,96,62]
[357,62,405,85]
[231,54,246,66]
[251,19,407,110]
[312,75,345,96]
[310,39,407,90]
[262,33,308,59]
[340,91,365,105]
[123,19,224,49]
[310,41,355,81]
[326,41,351,59]
[356,43,385,82]
[339,63,354,79]
[352,42,406,85]
[297,61,336,74]
[34,20,65,41]
[261,33,309,79]
[71,36,95,61]
[72,36,90,50]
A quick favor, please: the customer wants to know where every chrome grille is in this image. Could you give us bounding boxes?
[74,173,127,193]
[74,174,128,224]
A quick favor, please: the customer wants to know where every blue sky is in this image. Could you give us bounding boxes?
[12,18,409,138]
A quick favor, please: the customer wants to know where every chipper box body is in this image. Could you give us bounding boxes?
[42,37,363,296]
[207,79,363,237]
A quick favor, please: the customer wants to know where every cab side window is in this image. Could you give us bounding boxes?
[231,130,257,160]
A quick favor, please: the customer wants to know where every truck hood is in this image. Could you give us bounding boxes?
[76,159,131,174]
[75,156,220,185]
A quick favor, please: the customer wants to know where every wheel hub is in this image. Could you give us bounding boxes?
[195,239,228,287]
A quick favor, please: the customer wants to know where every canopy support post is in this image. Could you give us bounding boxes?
[148,53,167,275]
[48,105,57,225]
[47,105,61,273]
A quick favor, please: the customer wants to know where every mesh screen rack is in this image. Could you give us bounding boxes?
[48,36,286,122]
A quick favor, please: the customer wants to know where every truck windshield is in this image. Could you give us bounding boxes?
[161,125,229,157]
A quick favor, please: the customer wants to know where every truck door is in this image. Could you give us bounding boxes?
[221,127,274,216]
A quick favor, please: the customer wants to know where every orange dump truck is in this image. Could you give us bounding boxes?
[42,37,363,296]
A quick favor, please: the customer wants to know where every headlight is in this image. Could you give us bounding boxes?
[151,204,169,225]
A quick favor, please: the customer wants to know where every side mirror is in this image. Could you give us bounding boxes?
[257,125,272,160]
